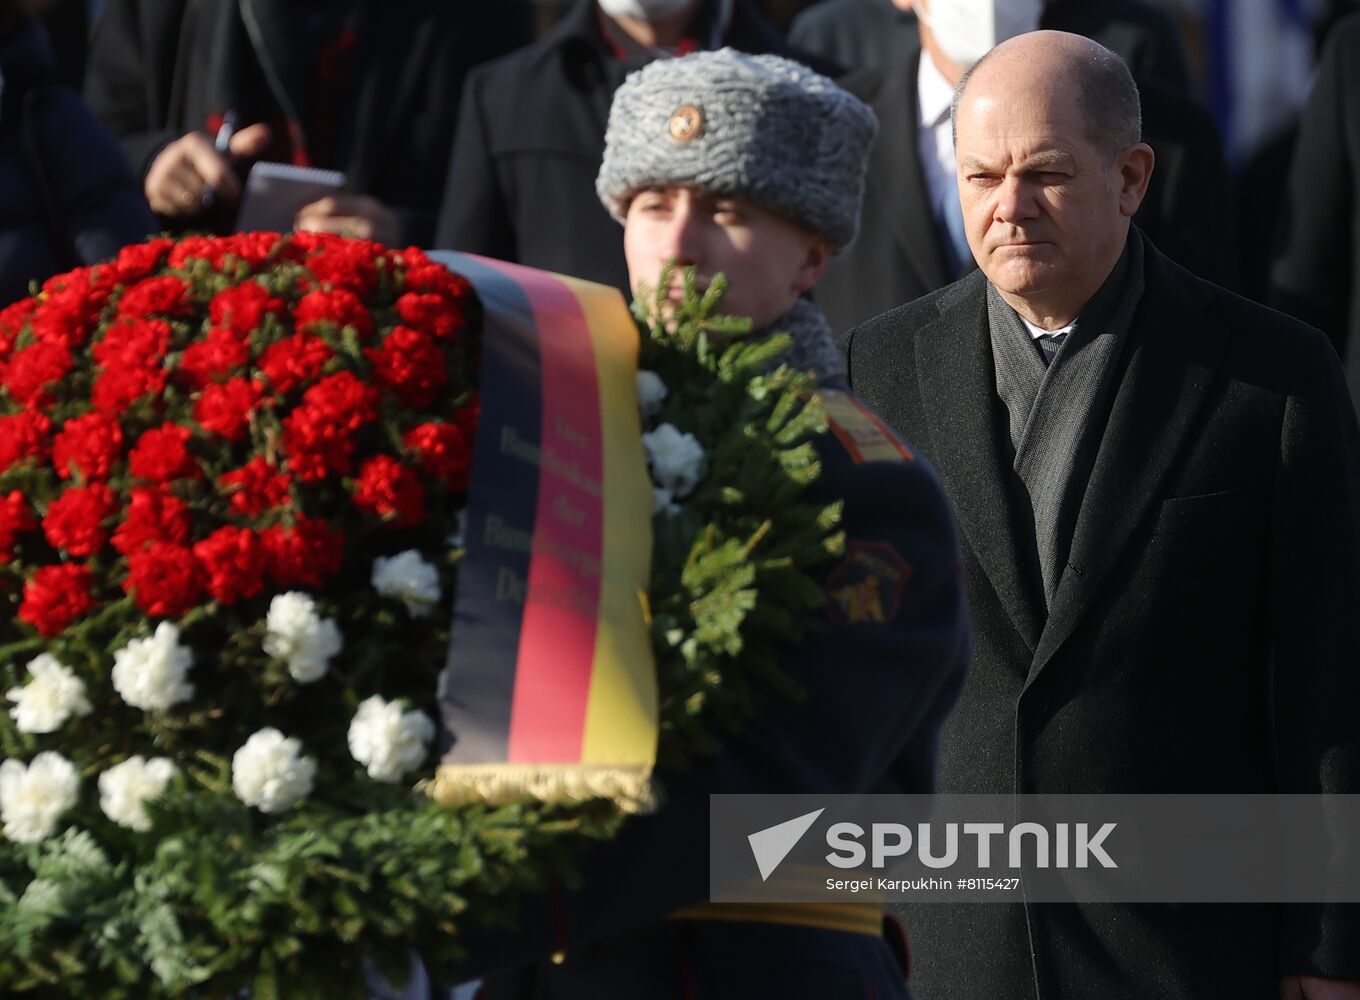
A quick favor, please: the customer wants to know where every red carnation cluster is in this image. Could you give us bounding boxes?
[53,412,124,480]
[0,230,478,644]
[42,483,117,557]
[20,563,94,637]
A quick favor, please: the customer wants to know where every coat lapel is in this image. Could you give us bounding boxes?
[869,51,953,294]
[916,274,1045,652]
[1028,243,1225,681]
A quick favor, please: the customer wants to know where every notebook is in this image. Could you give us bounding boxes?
[235,161,346,233]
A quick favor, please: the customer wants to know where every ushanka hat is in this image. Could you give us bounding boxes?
[596,48,877,253]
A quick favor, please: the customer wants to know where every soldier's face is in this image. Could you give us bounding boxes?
[623,186,830,330]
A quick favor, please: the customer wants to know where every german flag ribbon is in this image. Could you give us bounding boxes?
[427,252,657,811]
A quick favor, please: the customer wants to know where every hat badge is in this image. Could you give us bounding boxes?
[668,105,704,142]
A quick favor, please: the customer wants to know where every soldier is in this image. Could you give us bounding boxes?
[457,49,970,1000]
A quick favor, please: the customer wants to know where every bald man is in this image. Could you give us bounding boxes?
[846,31,1360,1000]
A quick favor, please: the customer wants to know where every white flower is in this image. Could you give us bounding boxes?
[642,423,706,498]
[347,695,436,783]
[98,756,176,832]
[111,622,194,712]
[652,486,679,517]
[371,550,442,618]
[263,592,342,684]
[6,654,92,734]
[0,752,79,843]
[636,370,668,420]
[231,728,316,813]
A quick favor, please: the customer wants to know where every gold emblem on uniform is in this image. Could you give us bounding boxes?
[668,105,704,142]
[826,542,913,625]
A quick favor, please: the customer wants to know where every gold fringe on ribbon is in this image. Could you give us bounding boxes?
[424,763,658,814]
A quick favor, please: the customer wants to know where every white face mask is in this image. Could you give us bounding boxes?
[916,0,1043,70]
[597,0,695,22]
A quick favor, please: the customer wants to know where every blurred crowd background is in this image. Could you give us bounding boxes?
[3,0,1359,403]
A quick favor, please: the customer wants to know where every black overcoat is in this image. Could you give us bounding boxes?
[844,235,1360,999]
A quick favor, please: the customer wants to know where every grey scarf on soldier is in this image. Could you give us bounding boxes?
[989,234,1145,607]
[759,296,846,383]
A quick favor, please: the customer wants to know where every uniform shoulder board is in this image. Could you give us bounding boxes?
[818,389,914,464]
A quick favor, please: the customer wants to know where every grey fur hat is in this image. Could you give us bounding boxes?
[596,48,877,253]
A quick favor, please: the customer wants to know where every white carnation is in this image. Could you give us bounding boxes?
[636,370,668,420]
[111,622,194,712]
[263,592,342,684]
[371,550,442,618]
[6,654,92,734]
[0,752,79,843]
[231,728,316,813]
[652,486,679,516]
[642,423,706,498]
[98,756,177,832]
[347,695,436,783]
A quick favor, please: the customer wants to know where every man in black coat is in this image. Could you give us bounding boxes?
[1271,13,1360,409]
[432,0,837,295]
[845,30,1360,1000]
[82,0,532,246]
[815,0,1233,338]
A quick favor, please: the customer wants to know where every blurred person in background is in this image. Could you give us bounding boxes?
[815,0,1232,338]
[83,0,533,246]
[0,0,153,305]
[790,0,1192,92]
[1271,13,1360,411]
[433,0,838,295]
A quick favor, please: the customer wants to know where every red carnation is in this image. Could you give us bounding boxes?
[218,231,281,266]
[294,287,374,339]
[352,454,425,528]
[124,542,205,617]
[258,332,332,394]
[111,487,190,556]
[0,298,37,358]
[303,242,381,296]
[404,262,472,302]
[0,411,51,472]
[301,371,378,428]
[365,326,447,408]
[395,292,464,342]
[19,563,94,637]
[177,326,250,387]
[118,274,190,317]
[29,271,106,349]
[52,412,123,480]
[194,377,264,442]
[128,423,198,482]
[42,483,116,557]
[167,236,227,270]
[262,515,344,587]
[219,458,292,516]
[192,525,267,605]
[113,238,174,283]
[0,491,36,564]
[93,316,173,369]
[404,421,472,491]
[92,365,168,413]
[281,405,357,481]
[209,281,281,335]
[4,340,72,405]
